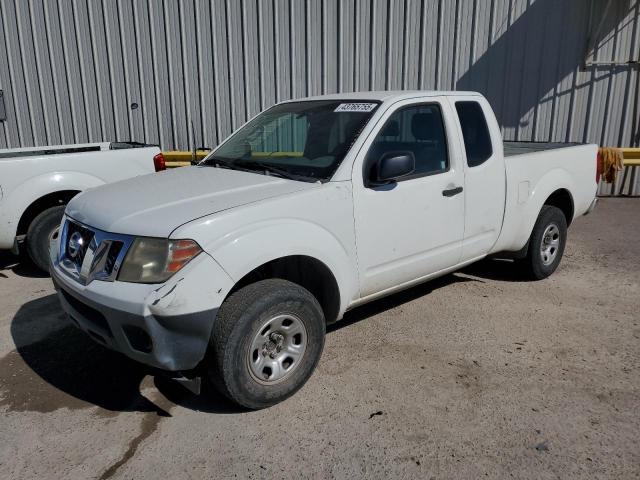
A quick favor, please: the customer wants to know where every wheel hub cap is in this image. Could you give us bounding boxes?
[248,314,307,384]
[540,223,560,266]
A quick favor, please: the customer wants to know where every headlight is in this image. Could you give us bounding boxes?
[118,237,202,283]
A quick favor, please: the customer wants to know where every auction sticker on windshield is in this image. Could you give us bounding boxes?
[334,103,377,112]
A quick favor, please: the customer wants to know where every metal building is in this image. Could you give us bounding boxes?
[0,0,638,157]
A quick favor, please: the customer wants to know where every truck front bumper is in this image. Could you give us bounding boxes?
[50,252,234,372]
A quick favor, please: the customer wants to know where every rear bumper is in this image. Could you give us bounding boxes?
[50,251,234,371]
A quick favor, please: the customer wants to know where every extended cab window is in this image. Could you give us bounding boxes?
[455,101,493,167]
[365,104,448,184]
[203,100,379,182]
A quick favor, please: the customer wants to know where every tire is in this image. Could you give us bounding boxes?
[521,205,567,280]
[207,279,326,409]
[26,205,65,273]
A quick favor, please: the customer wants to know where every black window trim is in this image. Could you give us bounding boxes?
[454,100,494,168]
[363,101,451,188]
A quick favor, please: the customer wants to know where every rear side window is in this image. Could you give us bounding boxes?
[455,101,493,167]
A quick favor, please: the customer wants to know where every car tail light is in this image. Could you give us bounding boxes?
[596,151,603,183]
[153,152,166,172]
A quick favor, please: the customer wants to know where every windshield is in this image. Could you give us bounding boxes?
[201,100,380,182]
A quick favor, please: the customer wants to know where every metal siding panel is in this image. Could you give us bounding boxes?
[164,0,188,149]
[370,0,388,90]
[386,0,404,90]
[454,0,473,91]
[0,0,638,159]
[438,0,456,90]
[15,0,47,145]
[533,1,566,142]
[133,0,160,145]
[179,0,202,148]
[323,0,338,94]
[290,0,307,98]
[226,0,247,128]
[211,0,232,141]
[402,0,420,90]
[195,0,217,148]
[354,0,371,91]
[274,0,291,102]
[0,0,20,147]
[148,0,174,149]
[482,0,509,134]
[1,0,35,145]
[59,0,89,143]
[338,0,355,92]
[118,0,144,143]
[87,0,116,143]
[73,0,103,142]
[28,0,61,145]
[258,0,276,108]
[517,0,546,142]
[418,0,440,89]
[101,0,130,141]
[243,0,261,118]
[43,0,74,144]
[500,0,527,141]
[306,0,322,95]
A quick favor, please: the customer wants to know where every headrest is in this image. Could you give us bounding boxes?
[411,112,438,140]
[380,120,400,137]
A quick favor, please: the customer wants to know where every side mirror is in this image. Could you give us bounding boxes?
[375,151,415,184]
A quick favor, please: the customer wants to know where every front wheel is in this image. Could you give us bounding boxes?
[207,279,326,409]
[26,205,65,273]
[521,205,568,280]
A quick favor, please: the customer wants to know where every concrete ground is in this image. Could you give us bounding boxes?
[0,198,638,479]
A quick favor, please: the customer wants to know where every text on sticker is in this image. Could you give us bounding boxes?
[334,103,377,113]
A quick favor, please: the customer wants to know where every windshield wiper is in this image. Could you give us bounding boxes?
[233,159,311,182]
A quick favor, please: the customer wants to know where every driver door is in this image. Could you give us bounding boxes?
[352,99,466,298]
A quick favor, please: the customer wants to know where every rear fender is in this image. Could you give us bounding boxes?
[493,168,576,253]
[0,172,104,248]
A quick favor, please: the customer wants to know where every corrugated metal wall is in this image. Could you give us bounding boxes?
[0,2,638,175]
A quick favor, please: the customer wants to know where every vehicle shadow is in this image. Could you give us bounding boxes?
[460,257,531,283]
[0,250,49,279]
[329,272,481,333]
[6,294,242,415]
[5,260,525,415]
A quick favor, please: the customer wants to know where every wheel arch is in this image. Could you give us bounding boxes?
[226,255,342,324]
[543,188,574,226]
[17,190,80,236]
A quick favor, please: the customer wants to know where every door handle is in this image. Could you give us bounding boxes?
[442,186,463,197]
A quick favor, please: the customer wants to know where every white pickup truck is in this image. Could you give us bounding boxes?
[49,91,598,409]
[0,142,162,271]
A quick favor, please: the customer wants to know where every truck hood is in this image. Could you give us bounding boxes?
[66,166,317,237]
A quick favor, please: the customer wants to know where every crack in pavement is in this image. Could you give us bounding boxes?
[98,392,173,480]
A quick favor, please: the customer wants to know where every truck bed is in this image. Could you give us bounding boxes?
[0,141,155,160]
[504,141,583,157]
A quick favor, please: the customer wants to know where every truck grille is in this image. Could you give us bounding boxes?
[56,218,134,285]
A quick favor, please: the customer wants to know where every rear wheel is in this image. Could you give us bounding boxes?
[521,205,567,280]
[207,279,325,409]
[26,205,65,273]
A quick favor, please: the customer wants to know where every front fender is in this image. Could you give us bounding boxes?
[0,171,105,248]
[203,219,359,317]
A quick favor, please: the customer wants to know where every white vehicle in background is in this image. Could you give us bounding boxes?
[0,142,163,271]
[49,91,598,409]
